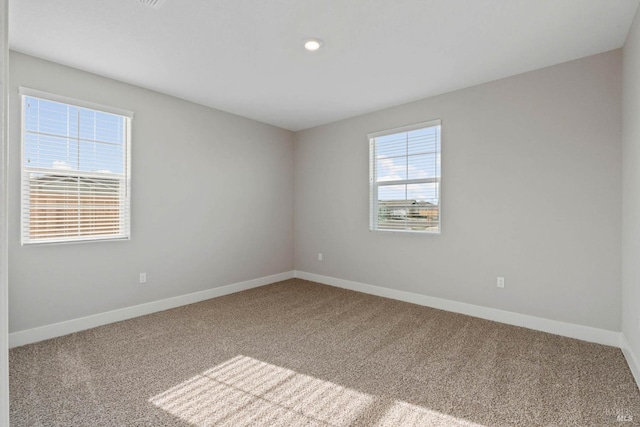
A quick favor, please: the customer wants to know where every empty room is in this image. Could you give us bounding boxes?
[2,0,640,425]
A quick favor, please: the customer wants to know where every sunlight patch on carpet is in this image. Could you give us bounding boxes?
[378,399,485,426]
[149,355,485,426]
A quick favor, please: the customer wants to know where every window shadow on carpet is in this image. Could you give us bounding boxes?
[150,354,483,426]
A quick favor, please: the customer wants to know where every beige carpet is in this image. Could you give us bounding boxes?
[9,278,640,426]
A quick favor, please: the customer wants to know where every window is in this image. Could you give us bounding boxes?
[20,87,132,244]
[369,120,441,233]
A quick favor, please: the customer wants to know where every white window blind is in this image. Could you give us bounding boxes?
[369,120,441,233]
[20,88,132,244]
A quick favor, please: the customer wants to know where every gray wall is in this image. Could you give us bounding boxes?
[1,0,9,421]
[295,50,622,331]
[623,11,640,359]
[8,52,295,333]
[8,47,626,335]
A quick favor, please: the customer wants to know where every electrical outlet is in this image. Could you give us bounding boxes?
[497,276,505,288]
[139,272,147,283]
[318,253,323,261]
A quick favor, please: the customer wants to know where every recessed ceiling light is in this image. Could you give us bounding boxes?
[304,39,323,52]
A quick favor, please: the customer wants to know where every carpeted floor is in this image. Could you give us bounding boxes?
[9,278,640,426]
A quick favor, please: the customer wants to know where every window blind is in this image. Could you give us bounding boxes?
[369,120,441,233]
[21,89,132,244]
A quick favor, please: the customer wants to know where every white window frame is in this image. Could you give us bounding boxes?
[20,87,133,245]
[369,119,441,234]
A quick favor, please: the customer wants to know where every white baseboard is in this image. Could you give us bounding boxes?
[9,271,295,348]
[621,334,640,390]
[10,269,624,352]
[294,271,621,347]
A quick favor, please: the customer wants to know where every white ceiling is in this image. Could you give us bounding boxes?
[9,0,640,131]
